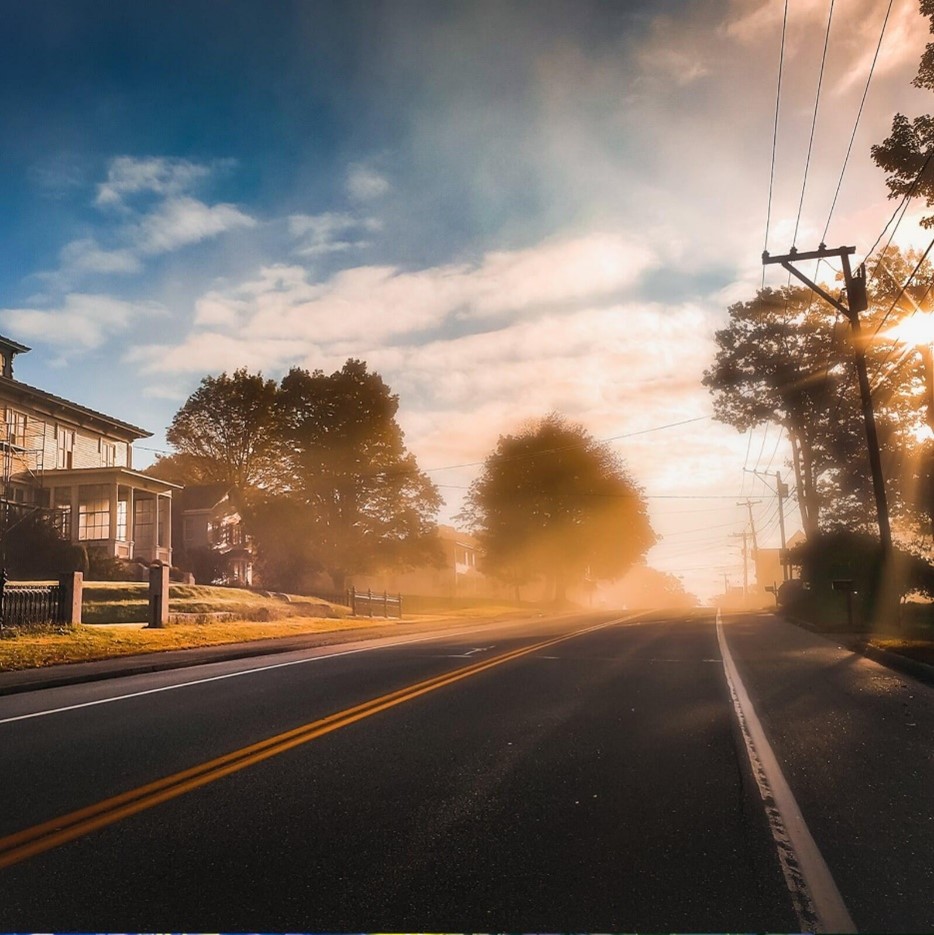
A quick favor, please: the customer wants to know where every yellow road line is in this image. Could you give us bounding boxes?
[0,616,631,871]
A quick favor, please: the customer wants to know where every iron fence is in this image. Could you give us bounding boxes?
[0,580,66,630]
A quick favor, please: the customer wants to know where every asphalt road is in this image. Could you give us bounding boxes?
[0,609,931,932]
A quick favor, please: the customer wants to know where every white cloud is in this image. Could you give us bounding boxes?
[95,156,216,207]
[288,211,369,256]
[0,293,166,350]
[346,163,390,201]
[188,232,656,351]
[58,238,142,275]
[131,196,256,255]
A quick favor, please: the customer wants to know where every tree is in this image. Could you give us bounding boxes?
[458,414,656,604]
[1,510,84,579]
[703,286,847,535]
[162,369,283,492]
[703,266,934,539]
[278,360,442,591]
[871,1,934,227]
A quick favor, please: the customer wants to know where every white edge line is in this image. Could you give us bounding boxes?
[716,609,856,934]
[0,612,645,726]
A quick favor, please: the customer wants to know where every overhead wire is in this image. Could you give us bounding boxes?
[791,0,836,251]
[763,0,790,286]
[821,0,894,243]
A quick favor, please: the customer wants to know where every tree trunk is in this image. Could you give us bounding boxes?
[788,425,820,537]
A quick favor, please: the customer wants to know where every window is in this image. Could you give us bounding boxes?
[99,439,117,467]
[56,427,75,469]
[78,485,109,541]
[7,410,26,447]
[53,489,72,540]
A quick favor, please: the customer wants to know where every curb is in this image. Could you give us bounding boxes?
[851,640,934,687]
[779,613,934,688]
[0,610,560,698]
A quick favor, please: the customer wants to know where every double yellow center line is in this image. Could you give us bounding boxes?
[0,617,628,871]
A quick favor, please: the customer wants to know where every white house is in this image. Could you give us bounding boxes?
[0,334,177,565]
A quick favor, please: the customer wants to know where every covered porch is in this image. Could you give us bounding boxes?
[42,468,180,565]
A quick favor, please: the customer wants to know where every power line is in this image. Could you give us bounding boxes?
[435,485,759,500]
[763,425,786,474]
[421,415,712,474]
[751,423,770,475]
[866,148,934,271]
[763,0,790,286]
[792,0,836,250]
[821,0,894,243]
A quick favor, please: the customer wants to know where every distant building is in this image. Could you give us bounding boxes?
[754,530,806,592]
[0,334,176,565]
[352,524,509,599]
[174,483,253,585]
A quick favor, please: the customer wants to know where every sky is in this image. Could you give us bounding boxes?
[1,0,932,600]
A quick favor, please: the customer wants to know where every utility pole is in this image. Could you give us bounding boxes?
[737,499,760,593]
[731,530,749,599]
[744,468,791,578]
[762,244,891,552]
[776,472,789,581]
[737,499,761,553]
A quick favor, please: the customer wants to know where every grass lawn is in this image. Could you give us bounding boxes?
[0,615,403,671]
[868,639,934,667]
[0,582,538,671]
[81,582,347,624]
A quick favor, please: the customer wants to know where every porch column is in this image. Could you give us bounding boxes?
[69,486,80,543]
[109,483,119,547]
[154,493,161,556]
[128,487,135,557]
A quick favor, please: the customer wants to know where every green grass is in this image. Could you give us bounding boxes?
[80,582,348,624]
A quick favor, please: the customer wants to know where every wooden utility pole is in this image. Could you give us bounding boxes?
[737,499,761,553]
[776,472,789,581]
[762,244,892,552]
[731,531,749,599]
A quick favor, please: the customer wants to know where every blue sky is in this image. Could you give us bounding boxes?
[1,0,930,598]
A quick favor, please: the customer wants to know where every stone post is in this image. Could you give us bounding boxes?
[148,560,170,628]
[58,571,83,625]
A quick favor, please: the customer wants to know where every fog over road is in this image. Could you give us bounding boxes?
[1,611,931,932]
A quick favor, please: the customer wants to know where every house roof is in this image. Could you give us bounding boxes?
[42,466,181,492]
[0,334,31,355]
[0,377,150,440]
[178,482,233,512]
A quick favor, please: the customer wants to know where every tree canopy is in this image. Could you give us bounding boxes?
[155,360,442,593]
[161,368,283,492]
[275,360,442,590]
[871,1,934,226]
[704,250,934,541]
[458,414,656,603]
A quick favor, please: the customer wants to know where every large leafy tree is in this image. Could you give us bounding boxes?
[458,414,656,604]
[704,253,934,539]
[154,361,441,593]
[159,368,284,492]
[278,360,442,591]
[871,1,934,227]
[703,286,847,535]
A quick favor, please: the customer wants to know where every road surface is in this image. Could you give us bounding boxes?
[0,609,931,931]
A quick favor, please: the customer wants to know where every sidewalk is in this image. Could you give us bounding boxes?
[779,613,934,687]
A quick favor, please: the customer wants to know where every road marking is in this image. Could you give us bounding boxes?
[716,610,855,934]
[0,616,639,726]
[0,617,633,871]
